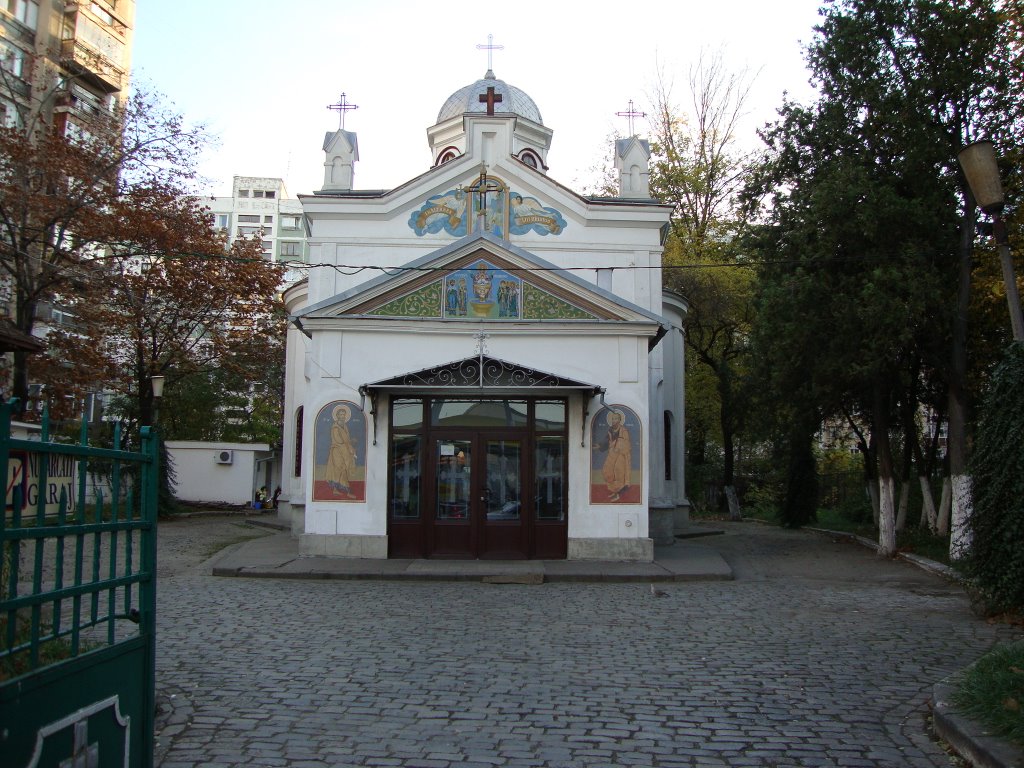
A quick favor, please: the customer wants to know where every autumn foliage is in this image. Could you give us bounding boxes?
[0,86,285,432]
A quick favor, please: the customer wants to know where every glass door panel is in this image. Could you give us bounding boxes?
[535,436,565,521]
[390,435,421,520]
[485,440,521,521]
[436,439,471,521]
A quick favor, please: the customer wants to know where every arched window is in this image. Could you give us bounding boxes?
[518,150,540,169]
[294,406,304,477]
[435,147,460,166]
[664,411,673,481]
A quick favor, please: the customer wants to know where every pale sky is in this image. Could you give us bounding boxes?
[131,0,823,198]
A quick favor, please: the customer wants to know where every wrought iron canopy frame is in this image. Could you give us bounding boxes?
[359,355,604,445]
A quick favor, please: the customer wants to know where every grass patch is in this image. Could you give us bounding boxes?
[953,641,1024,748]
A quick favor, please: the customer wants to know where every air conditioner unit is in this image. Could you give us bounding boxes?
[215,449,234,465]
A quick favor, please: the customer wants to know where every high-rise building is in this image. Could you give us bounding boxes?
[0,0,135,130]
[0,1,135,408]
[208,176,308,284]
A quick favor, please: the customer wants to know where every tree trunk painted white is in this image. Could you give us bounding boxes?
[878,475,897,557]
[867,481,880,526]
[918,475,938,533]
[950,473,973,560]
[725,485,741,521]
[896,482,909,531]
[937,477,952,536]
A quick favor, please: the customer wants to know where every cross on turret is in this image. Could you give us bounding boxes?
[327,92,359,130]
[615,99,647,136]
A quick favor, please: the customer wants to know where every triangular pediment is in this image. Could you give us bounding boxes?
[295,233,664,326]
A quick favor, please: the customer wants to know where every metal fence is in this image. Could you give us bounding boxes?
[0,401,158,768]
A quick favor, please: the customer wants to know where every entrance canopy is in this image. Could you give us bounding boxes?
[360,354,603,398]
[359,355,604,446]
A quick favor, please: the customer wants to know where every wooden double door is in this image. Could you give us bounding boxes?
[429,431,528,558]
[388,401,568,560]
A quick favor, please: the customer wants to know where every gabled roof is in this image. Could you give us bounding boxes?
[292,231,667,346]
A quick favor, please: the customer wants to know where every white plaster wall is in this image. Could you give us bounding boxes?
[300,328,651,543]
[166,442,270,505]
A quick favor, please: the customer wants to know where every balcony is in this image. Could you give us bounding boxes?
[60,37,126,93]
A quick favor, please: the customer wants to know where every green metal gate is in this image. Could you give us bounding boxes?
[0,401,158,768]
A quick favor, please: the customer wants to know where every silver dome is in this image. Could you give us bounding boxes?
[436,70,543,124]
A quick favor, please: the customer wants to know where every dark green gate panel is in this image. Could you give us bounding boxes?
[0,403,158,768]
[1,640,149,767]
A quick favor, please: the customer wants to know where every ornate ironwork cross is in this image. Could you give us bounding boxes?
[476,33,504,71]
[327,92,359,130]
[615,99,647,136]
[479,86,502,115]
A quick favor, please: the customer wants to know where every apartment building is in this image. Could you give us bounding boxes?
[0,0,134,129]
[208,176,308,285]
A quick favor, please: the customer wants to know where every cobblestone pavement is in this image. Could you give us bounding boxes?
[154,516,1022,768]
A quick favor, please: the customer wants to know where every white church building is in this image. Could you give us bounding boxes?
[280,68,688,561]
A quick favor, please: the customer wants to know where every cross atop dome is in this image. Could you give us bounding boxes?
[476,33,504,76]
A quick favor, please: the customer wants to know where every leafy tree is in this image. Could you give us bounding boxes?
[39,232,285,436]
[745,0,1021,555]
[0,85,207,405]
[650,51,757,520]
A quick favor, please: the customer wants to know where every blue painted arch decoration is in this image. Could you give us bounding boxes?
[409,183,566,238]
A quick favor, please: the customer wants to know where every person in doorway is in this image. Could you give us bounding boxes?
[272,486,282,509]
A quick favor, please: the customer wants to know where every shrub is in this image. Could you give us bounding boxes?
[964,343,1024,614]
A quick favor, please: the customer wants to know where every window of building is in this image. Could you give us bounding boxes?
[436,149,459,165]
[281,215,301,229]
[238,214,260,223]
[261,240,273,251]
[253,190,265,198]
[664,411,673,481]
[7,0,39,30]
[263,215,273,224]
[237,226,262,236]
[519,150,540,169]
[0,40,27,79]
[76,14,126,66]
[294,407,303,476]
[280,241,301,257]
[237,189,249,198]
[264,191,276,199]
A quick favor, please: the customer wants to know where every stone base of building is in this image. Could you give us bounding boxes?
[673,501,692,533]
[567,537,654,562]
[300,533,388,558]
[648,500,676,546]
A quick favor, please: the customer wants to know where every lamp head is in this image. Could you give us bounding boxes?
[150,375,165,399]
[958,140,1005,215]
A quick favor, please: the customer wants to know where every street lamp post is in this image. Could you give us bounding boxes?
[150,375,165,425]
[958,140,1024,342]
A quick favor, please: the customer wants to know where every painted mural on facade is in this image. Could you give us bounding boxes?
[312,400,366,501]
[444,260,521,319]
[409,189,469,236]
[469,177,507,238]
[367,272,597,321]
[509,192,566,235]
[409,183,565,238]
[590,405,642,504]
